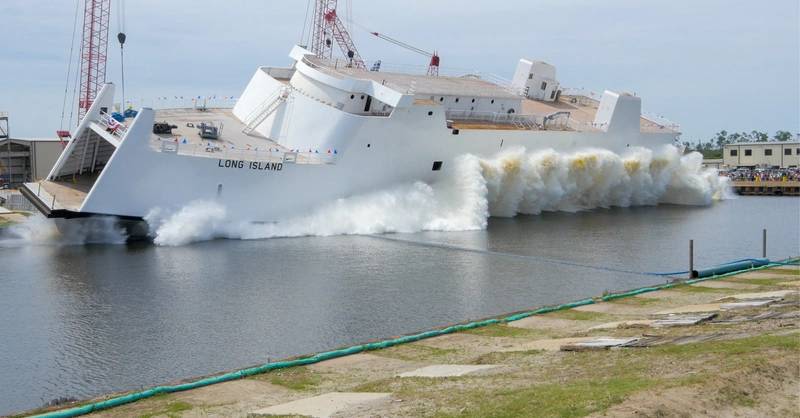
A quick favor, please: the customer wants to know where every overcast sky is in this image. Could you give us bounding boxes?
[1,0,798,140]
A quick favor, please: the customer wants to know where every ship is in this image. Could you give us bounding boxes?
[20,5,680,236]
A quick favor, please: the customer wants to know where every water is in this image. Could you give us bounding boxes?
[1,196,798,414]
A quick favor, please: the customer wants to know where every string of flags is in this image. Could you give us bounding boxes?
[172,137,338,156]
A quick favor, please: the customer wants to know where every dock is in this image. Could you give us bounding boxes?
[24,263,800,418]
[730,180,800,196]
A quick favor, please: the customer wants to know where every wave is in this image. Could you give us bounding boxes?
[146,146,730,246]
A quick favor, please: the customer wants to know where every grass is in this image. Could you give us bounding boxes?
[371,342,460,362]
[732,277,794,287]
[434,376,655,418]
[672,284,738,294]
[649,332,800,358]
[138,400,192,418]
[768,268,800,276]
[460,323,546,338]
[257,367,321,391]
[608,296,662,305]
[471,350,543,365]
[545,309,614,322]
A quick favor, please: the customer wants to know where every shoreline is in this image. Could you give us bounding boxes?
[16,260,799,418]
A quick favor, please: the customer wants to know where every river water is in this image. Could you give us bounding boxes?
[1,196,798,415]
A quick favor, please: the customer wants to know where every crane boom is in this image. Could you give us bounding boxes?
[369,31,440,76]
[371,32,432,57]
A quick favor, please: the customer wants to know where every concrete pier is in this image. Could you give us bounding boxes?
[731,180,800,196]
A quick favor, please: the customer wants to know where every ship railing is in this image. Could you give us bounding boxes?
[152,138,337,165]
[306,56,520,95]
[561,88,680,132]
[97,111,129,138]
[641,112,681,132]
[445,110,544,129]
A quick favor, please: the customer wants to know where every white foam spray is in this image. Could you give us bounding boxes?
[147,146,730,246]
[0,215,127,247]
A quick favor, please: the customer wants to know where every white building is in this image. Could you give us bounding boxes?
[723,141,800,168]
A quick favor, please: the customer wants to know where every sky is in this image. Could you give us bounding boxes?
[1,0,798,141]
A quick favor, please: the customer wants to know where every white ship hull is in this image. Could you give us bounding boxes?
[23,46,679,230]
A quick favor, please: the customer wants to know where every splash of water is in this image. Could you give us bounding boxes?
[147,146,730,246]
[0,215,127,247]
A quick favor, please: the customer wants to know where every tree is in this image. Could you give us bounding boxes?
[751,130,769,142]
[774,130,793,142]
[714,130,728,148]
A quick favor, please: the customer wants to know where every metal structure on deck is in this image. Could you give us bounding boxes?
[370,32,440,76]
[310,0,366,69]
[78,0,111,121]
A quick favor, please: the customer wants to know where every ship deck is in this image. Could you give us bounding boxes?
[523,94,679,134]
[151,108,287,157]
[307,57,519,99]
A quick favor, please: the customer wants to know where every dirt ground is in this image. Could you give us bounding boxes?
[19,264,800,418]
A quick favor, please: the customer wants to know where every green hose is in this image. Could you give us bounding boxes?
[31,257,797,418]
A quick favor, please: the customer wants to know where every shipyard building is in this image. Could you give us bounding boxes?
[0,113,63,187]
[722,141,800,168]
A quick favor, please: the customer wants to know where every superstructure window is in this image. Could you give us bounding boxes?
[350,94,355,99]
[432,161,443,171]
[427,111,433,116]
[471,98,475,103]
[528,73,533,79]
[764,149,773,156]
[541,81,547,90]
[786,149,793,155]
[455,98,460,103]
[730,149,738,156]
[440,97,444,102]
[744,149,752,156]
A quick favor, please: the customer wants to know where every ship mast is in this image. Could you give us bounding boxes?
[309,0,366,69]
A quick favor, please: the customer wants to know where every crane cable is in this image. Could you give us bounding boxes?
[60,0,82,130]
[299,0,312,47]
[116,0,127,115]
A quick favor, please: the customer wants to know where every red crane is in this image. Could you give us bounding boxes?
[310,0,366,69]
[58,0,111,142]
[78,0,111,120]
[369,31,440,76]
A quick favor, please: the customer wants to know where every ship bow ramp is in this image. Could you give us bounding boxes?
[21,83,151,220]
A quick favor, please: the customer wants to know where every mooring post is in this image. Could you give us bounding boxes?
[762,229,767,258]
[689,239,694,279]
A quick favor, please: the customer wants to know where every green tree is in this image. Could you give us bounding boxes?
[714,130,728,148]
[751,130,769,142]
[773,130,793,141]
